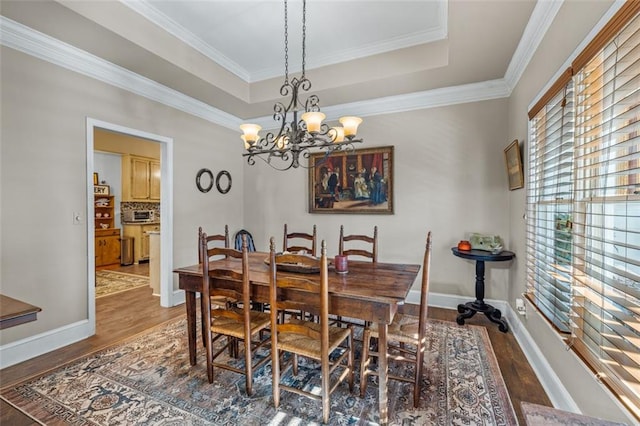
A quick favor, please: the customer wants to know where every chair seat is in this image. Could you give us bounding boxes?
[211,308,270,339]
[368,313,421,344]
[277,318,351,360]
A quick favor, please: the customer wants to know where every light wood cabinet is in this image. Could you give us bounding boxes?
[95,228,121,269]
[122,155,161,201]
[123,223,160,264]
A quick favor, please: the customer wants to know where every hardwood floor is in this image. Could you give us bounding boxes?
[1,274,551,424]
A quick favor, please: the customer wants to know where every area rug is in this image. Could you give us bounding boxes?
[1,318,517,425]
[95,270,149,298]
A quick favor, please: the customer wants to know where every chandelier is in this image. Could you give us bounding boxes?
[239,0,363,170]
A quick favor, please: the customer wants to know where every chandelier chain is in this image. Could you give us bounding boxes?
[302,0,306,78]
[284,0,289,85]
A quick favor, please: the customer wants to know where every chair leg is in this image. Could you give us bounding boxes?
[413,342,425,408]
[322,344,330,424]
[272,347,280,409]
[200,295,207,346]
[360,329,372,398]
[293,353,299,376]
[245,335,253,396]
[205,329,214,384]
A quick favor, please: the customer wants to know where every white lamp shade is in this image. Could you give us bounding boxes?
[239,123,261,143]
[339,116,362,137]
[301,111,326,133]
[329,127,345,143]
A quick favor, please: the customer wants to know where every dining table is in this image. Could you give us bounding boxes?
[174,251,420,425]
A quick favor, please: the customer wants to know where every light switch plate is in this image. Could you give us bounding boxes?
[73,212,82,225]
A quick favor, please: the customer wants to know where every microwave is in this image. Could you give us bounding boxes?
[123,210,155,223]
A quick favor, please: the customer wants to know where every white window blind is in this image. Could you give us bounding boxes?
[570,10,640,417]
[526,80,575,333]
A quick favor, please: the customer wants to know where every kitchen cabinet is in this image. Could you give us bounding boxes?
[95,228,121,269]
[122,223,160,264]
[122,155,161,201]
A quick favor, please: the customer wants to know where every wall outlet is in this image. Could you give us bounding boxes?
[516,298,526,316]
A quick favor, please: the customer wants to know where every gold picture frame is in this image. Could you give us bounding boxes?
[504,139,524,190]
[93,172,99,185]
[308,146,393,214]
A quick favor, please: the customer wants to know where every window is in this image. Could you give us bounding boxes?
[526,80,575,333]
[527,2,640,417]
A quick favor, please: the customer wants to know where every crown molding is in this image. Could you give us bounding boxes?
[0,17,241,131]
[121,0,251,82]
[503,0,564,91]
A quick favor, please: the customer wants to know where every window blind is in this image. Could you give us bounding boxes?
[570,11,640,417]
[526,81,575,333]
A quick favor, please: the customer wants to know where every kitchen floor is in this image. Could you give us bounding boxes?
[107,262,150,277]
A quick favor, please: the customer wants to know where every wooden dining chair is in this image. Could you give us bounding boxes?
[334,225,378,327]
[283,224,317,256]
[359,231,432,408]
[200,232,271,396]
[339,225,378,262]
[269,237,354,424]
[198,225,235,346]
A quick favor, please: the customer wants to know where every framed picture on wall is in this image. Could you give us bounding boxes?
[308,146,393,214]
[93,172,99,185]
[504,139,524,190]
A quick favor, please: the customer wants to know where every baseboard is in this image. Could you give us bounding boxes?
[416,290,576,412]
[0,319,92,369]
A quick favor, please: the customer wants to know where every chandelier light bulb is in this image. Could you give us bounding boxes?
[329,126,345,143]
[239,123,262,144]
[339,116,362,138]
[301,111,326,133]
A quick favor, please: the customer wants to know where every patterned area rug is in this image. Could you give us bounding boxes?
[1,318,517,425]
[95,270,149,298]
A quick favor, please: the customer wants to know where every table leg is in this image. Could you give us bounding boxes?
[378,321,389,425]
[456,260,509,332]
[185,289,197,365]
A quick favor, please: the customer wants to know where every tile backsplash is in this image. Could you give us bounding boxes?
[121,202,160,221]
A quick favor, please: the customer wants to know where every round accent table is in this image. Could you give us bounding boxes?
[451,247,515,333]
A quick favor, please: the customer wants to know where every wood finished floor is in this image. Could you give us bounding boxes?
[1,262,551,425]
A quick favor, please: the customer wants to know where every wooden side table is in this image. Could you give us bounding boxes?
[451,247,515,332]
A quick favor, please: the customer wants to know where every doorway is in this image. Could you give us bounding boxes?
[86,118,175,334]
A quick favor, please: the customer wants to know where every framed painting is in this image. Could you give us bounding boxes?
[504,139,524,190]
[308,146,393,214]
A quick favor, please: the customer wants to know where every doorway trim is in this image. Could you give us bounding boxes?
[86,118,175,327]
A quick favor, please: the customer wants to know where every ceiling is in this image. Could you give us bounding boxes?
[1,0,538,122]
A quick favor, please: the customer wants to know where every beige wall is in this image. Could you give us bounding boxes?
[244,100,512,300]
[0,46,243,344]
[506,0,631,422]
